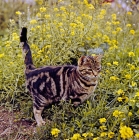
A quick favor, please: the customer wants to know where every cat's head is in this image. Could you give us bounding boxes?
[77,55,102,80]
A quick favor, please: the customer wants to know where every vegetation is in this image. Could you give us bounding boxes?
[0,0,139,139]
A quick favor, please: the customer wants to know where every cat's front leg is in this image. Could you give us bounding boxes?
[33,106,46,126]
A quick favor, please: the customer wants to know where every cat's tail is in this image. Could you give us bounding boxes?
[20,27,35,70]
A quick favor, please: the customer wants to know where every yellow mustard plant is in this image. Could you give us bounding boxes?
[30,19,37,24]
[15,11,22,15]
[93,137,99,140]
[35,0,43,5]
[128,51,135,57]
[135,92,139,97]
[131,81,137,87]
[116,89,124,95]
[113,110,123,118]
[119,126,133,139]
[40,7,46,12]
[117,97,123,102]
[51,128,60,137]
[126,24,131,27]
[0,53,4,58]
[111,14,117,20]
[107,63,112,66]
[108,131,115,139]
[45,14,50,19]
[100,125,107,131]
[36,12,41,17]
[12,33,19,41]
[127,11,132,15]
[135,133,139,138]
[99,118,106,124]
[125,74,131,79]
[113,61,119,66]
[82,132,93,138]
[71,133,82,140]
[110,76,119,81]
[130,29,135,35]
[128,112,133,117]
[100,132,107,137]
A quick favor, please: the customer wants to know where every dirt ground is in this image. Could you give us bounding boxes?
[0,106,36,140]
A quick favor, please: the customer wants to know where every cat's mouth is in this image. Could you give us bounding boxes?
[83,75,98,81]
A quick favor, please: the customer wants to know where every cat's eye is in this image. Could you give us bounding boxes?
[87,69,92,71]
[97,68,101,71]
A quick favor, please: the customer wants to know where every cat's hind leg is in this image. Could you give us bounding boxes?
[33,106,45,126]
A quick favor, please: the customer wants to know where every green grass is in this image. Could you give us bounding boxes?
[0,0,139,139]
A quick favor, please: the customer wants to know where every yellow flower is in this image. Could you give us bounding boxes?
[84,0,88,5]
[71,133,81,140]
[70,23,77,28]
[127,63,135,70]
[110,76,119,81]
[100,9,106,16]
[0,53,4,58]
[108,132,115,139]
[60,6,66,11]
[36,12,41,17]
[40,7,46,12]
[99,118,106,124]
[112,31,117,35]
[30,19,37,24]
[135,92,139,97]
[117,97,123,102]
[71,31,75,36]
[127,11,132,15]
[113,110,123,118]
[126,24,131,27]
[12,33,19,41]
[116,27,122,32]
[111,14,116,20]
[82,132,93,137]
[16,11,22,15]
[100,132,107,137]
[135,133,139,138]
[100,125,107,131]
[128,51,135,57]
[125,74,131,79]
[54,8,59,12]
[128,112,133,117]
[116,89,124,95]
[5,41,12,47]
[113,61,118,66]
[93,137,99,140]
[119,126,133,139]
[131,81,137,87]
[130,29,135,35]
[45,14,50,19]
[88,4,95,10]
[51,128,60,137]
[107,63,111,66]
[36,0,43,5]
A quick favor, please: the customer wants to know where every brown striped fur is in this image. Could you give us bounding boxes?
[20,27,102,126]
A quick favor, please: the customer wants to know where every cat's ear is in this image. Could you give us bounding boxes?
[93,55,103,63]
[78,56,86,66]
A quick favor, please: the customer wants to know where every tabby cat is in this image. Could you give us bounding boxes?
[20,27,102,126]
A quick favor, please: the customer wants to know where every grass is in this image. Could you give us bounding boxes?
[0,0,139,139]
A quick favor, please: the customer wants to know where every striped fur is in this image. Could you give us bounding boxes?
[20,27,102,126]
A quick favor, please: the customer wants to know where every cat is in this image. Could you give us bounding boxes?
[20,27,102,126]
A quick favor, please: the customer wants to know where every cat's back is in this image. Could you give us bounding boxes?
[25,65,77,80]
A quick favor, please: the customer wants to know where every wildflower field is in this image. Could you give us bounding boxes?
[0,0,139,139]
